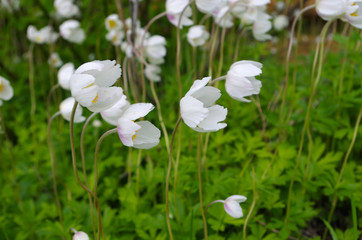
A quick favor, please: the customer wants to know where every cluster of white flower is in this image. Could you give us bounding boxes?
[105,15,167,82]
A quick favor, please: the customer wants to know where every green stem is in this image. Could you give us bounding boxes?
[47,112,66,239]
[94,128,117,240]
[284,19,333,225]
[243,166,256,240]
[165,117,182,240]
[198,133,208,240]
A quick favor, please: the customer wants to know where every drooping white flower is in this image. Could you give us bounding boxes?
[58,62,75,90]
[166,0,193,28]
[105,14,123,31]
[316,0,345,21]
[72,231,89,240]
[273,15,289,31]
[0,76,14,102]
[211,195,247,218]
[180,77,227,132]
[116,103,161,149]
[59,20,85,44]
[214,6,234,28]
[225,60,262,102]
[144,35,167,64]
[252,19,272,41]
[106,30,124,46]
[100,94,129,125]
[187,25,210,47]
[48,52,63,68]
[59,97,86,123]
[27,25,59,44]
[145,64,162,82]
[195,0,221,14]
[54,0,79,18]
[70,60,123,112]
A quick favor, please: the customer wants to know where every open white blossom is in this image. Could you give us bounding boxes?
[210,195,247,218]
[0,76,14,102]
[144,35,167,64]
[59,97,86,123]
[214,6,234,28]
[166,0,193,28]
[145,64,162,82]
[59,20,85,43]
[1,0,19,12]
[105,14,123,31]
[57,62,75,90]
[195,0,221,14]
[27,25,59,44]
[180,77,227,132]
[106,30,124,46]
[54,0,79,18]
[70,60,123,112]
[187,25,210,47]
[225,60,262,102]
[48,52,63,68]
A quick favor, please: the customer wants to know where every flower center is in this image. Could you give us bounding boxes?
[132,134,137,140]
[36,36,41,42]
[351,2,358,16]
[0,81,3,92]
[108,20,117,29]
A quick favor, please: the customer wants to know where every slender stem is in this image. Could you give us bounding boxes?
[47,112,66,238]
[208,76,226,85]
[69,102,95,196]
[80,112,98,240]
[165,117,182,240]
[136,149,143,204]
[197,133,208,240]
[29,42,36,118]
[94,128,117,240]
[284,20,333,225]
[323,107,362,240]
[243,166,256,240]
[122,57,129,97]
[46,84,60,120]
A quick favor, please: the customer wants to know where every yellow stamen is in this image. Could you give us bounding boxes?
[351,2,358,16]
[0,81,3,92]
[36,36,41,42]
[92,94,98,104]
[108,20,116,29]
[132,134,137,140]
[83,83,94,89]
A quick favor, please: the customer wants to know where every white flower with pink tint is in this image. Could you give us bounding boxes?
[166,0,193,28]
[210,195,247,218]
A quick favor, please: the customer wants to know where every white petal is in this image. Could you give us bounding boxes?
[0,76,14,101]
[70,73,98,107]
[226,195,247,203]
[87,87,123,112]
[224,200,243,218]
[133,121,161,149]
[72,231,89,240]
[100,95,129,126]
[185,77,211,97]
[191,86,221,107]
[180,95,208,128]
[117,118,141,147]
[58,62,74,90]
[196,105,227,132]
[121,103,154,121]
[59,97,85,123]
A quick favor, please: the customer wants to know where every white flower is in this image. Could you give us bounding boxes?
[214,6,234,28]
[106,30,124,46]
[0,76,14,102]
[54,0,79,18]
[72,231,89,240]
[145,64,162,82]
[343,1,362,29]
[48,52,63,68]
[316,0,345,21]
[212,195,247,218]
[195,0,221,14]
[59,97,86,123]
[252,19,272,41]
[116,103,161,149]
[144,35,167,64]
[27,25,59,44]
[58,62,75,90]
[105,14,123,31]
[180,77,227,132]
[1,0,19,12]
[70,60,123,112]
[100,95,129,125]
[225,60,262,102]
[273,15,289,31]
[187,25,210,47]
[59,20,85,44]
[166,0,193,28]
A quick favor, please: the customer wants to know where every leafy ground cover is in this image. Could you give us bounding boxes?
[0,0,361,239]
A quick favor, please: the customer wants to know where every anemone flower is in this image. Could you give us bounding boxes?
[187,25,210,47]
[0,76,14,102]
[59,97,86,123]
[70,60,123,112]
[180,77,227,132]
[209,195,247,218]
[59,20,85,43]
